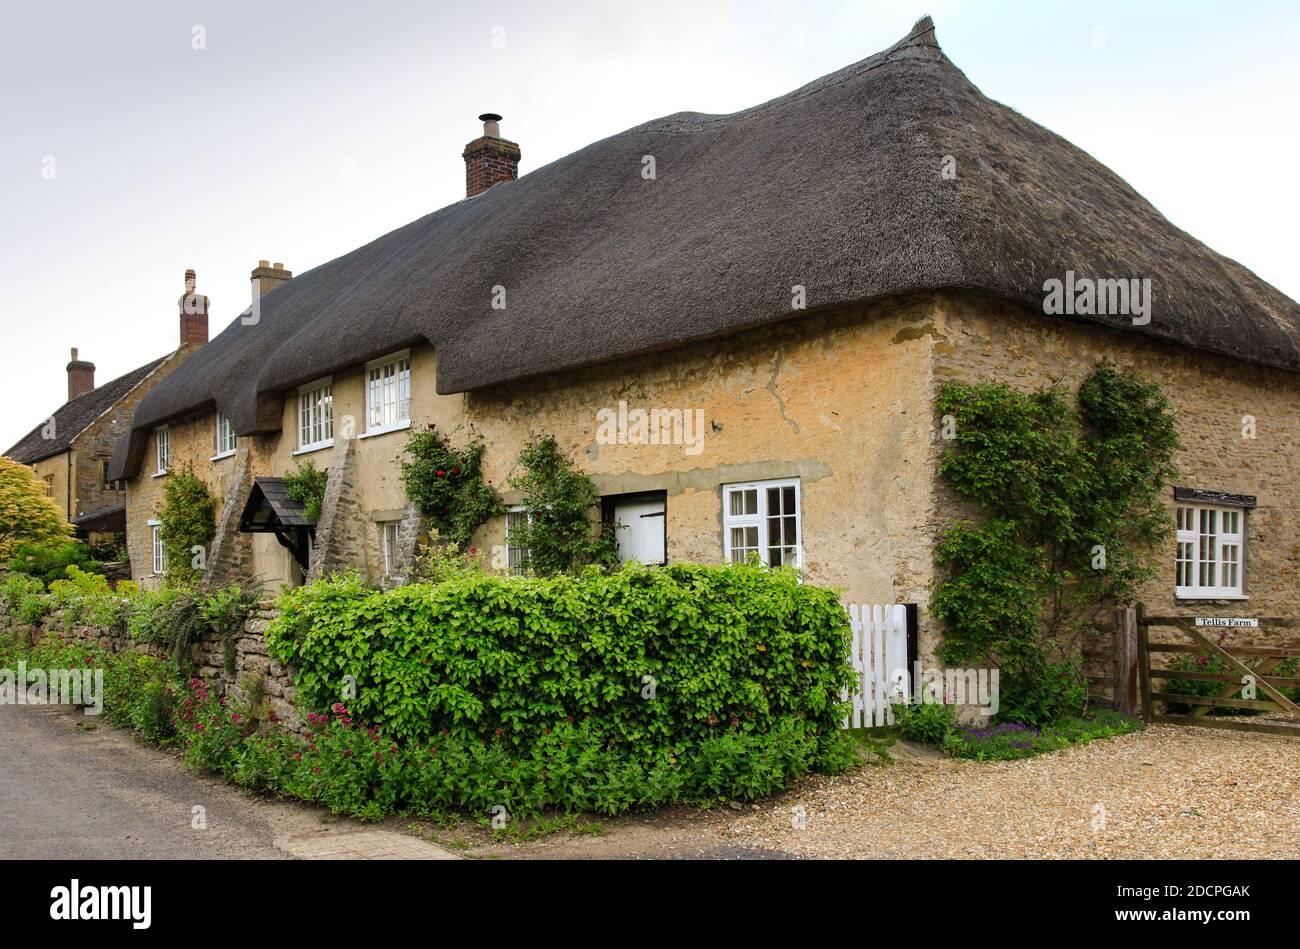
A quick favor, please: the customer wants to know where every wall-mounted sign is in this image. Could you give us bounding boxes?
[1194,617,1258,628]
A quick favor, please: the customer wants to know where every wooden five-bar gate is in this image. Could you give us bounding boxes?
[1136,605,1300,737]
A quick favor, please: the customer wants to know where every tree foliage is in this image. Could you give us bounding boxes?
[0,456,72,560]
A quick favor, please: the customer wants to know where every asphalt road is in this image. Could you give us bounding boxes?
[0,704,454,860]
[0,704,290,859]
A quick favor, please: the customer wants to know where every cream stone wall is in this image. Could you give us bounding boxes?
[31,453,72,520]
[928,293,1300,653]
[126,298,941,606]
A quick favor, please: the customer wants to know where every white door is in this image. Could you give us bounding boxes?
[613,498,666,565]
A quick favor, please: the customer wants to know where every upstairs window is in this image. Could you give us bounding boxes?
[722,479,801,568]
[297,379,334,452]
[1176,502,1246,598]
[155,427,171,474]
[366,354,411,434]
[214,412,236,457]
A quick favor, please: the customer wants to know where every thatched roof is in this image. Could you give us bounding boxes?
[6,354,169,465]
[109,16,1300,479]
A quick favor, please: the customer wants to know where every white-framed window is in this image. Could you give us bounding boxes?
[297,379,334,452]
[213,411,236,458]
[722,478,802,568]
[148,520,165,575]
[381,521,400,576]
[365,353,411,435]
[506,506,532,575]
[1176,503,1246,598]
[155,427,171,474]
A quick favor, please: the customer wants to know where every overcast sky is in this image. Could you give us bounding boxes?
[2,0,1297,450]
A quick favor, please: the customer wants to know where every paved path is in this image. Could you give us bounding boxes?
[0,704,456,860]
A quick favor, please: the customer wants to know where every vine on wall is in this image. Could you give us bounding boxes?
[158,467,216,586]
[400,425,503,548]
[508,434,619,575]
[931,361,1179,725]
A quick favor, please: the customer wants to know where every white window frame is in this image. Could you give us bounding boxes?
[154,427,171,475]
[361,351,411,438]
[722,478,802,569]
[381,521,400,576]
[506,506,532,575]
[1175,502,1246,599]
[148,519,165,575]
[295,378,334,454]
[212,411,236,460]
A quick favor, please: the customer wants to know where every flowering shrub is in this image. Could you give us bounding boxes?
[400,426,502,547]
[943,709,1141,761]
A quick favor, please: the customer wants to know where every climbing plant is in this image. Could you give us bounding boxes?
[158,467,216,586]
[930,361,1178,726]
[400,425,503,548]
[508,434,619,575]
[283,461,329,521]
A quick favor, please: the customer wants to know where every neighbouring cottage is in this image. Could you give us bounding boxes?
[2,269,218,552]
[107,18,1300,665]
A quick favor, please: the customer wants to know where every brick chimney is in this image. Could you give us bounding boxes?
[463,113,520,198]
[178,268,209,347]
[250,260,292,300]
[66,348,95,401]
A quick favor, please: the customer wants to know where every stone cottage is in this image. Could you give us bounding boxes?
[3,269,218,551]
[107,18,1300,660]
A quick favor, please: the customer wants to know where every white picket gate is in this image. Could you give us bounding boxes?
[842,603,910,728]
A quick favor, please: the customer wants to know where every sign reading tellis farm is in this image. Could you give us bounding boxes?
[1194,617,1259,628]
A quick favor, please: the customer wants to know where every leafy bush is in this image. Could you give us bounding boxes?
[506,435,619,574]
[268,562,853,753]
[400,426,503,547]
[944,709,1142,761]
[283,462,328,522]
[8,540,103,587]
[891,701,957,746]
[158,468,215,585]
[3,572,44,612]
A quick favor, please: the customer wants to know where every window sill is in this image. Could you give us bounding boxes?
[210,450,236,462]
[359,420,411,441]
[293,440,334,457]
[1175,593,1250,601]
[152,470,169,478]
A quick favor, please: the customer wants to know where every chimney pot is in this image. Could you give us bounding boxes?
[251,259,293,301]
[463,113,520,198]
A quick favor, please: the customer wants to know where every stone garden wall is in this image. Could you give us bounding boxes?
[0,598,302,732]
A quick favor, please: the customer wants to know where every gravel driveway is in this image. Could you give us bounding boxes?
[719,725,1300,859]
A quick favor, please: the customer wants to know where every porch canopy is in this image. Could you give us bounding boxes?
[238,477,315,571]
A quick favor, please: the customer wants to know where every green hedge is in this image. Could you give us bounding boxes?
[267,562,854,765]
